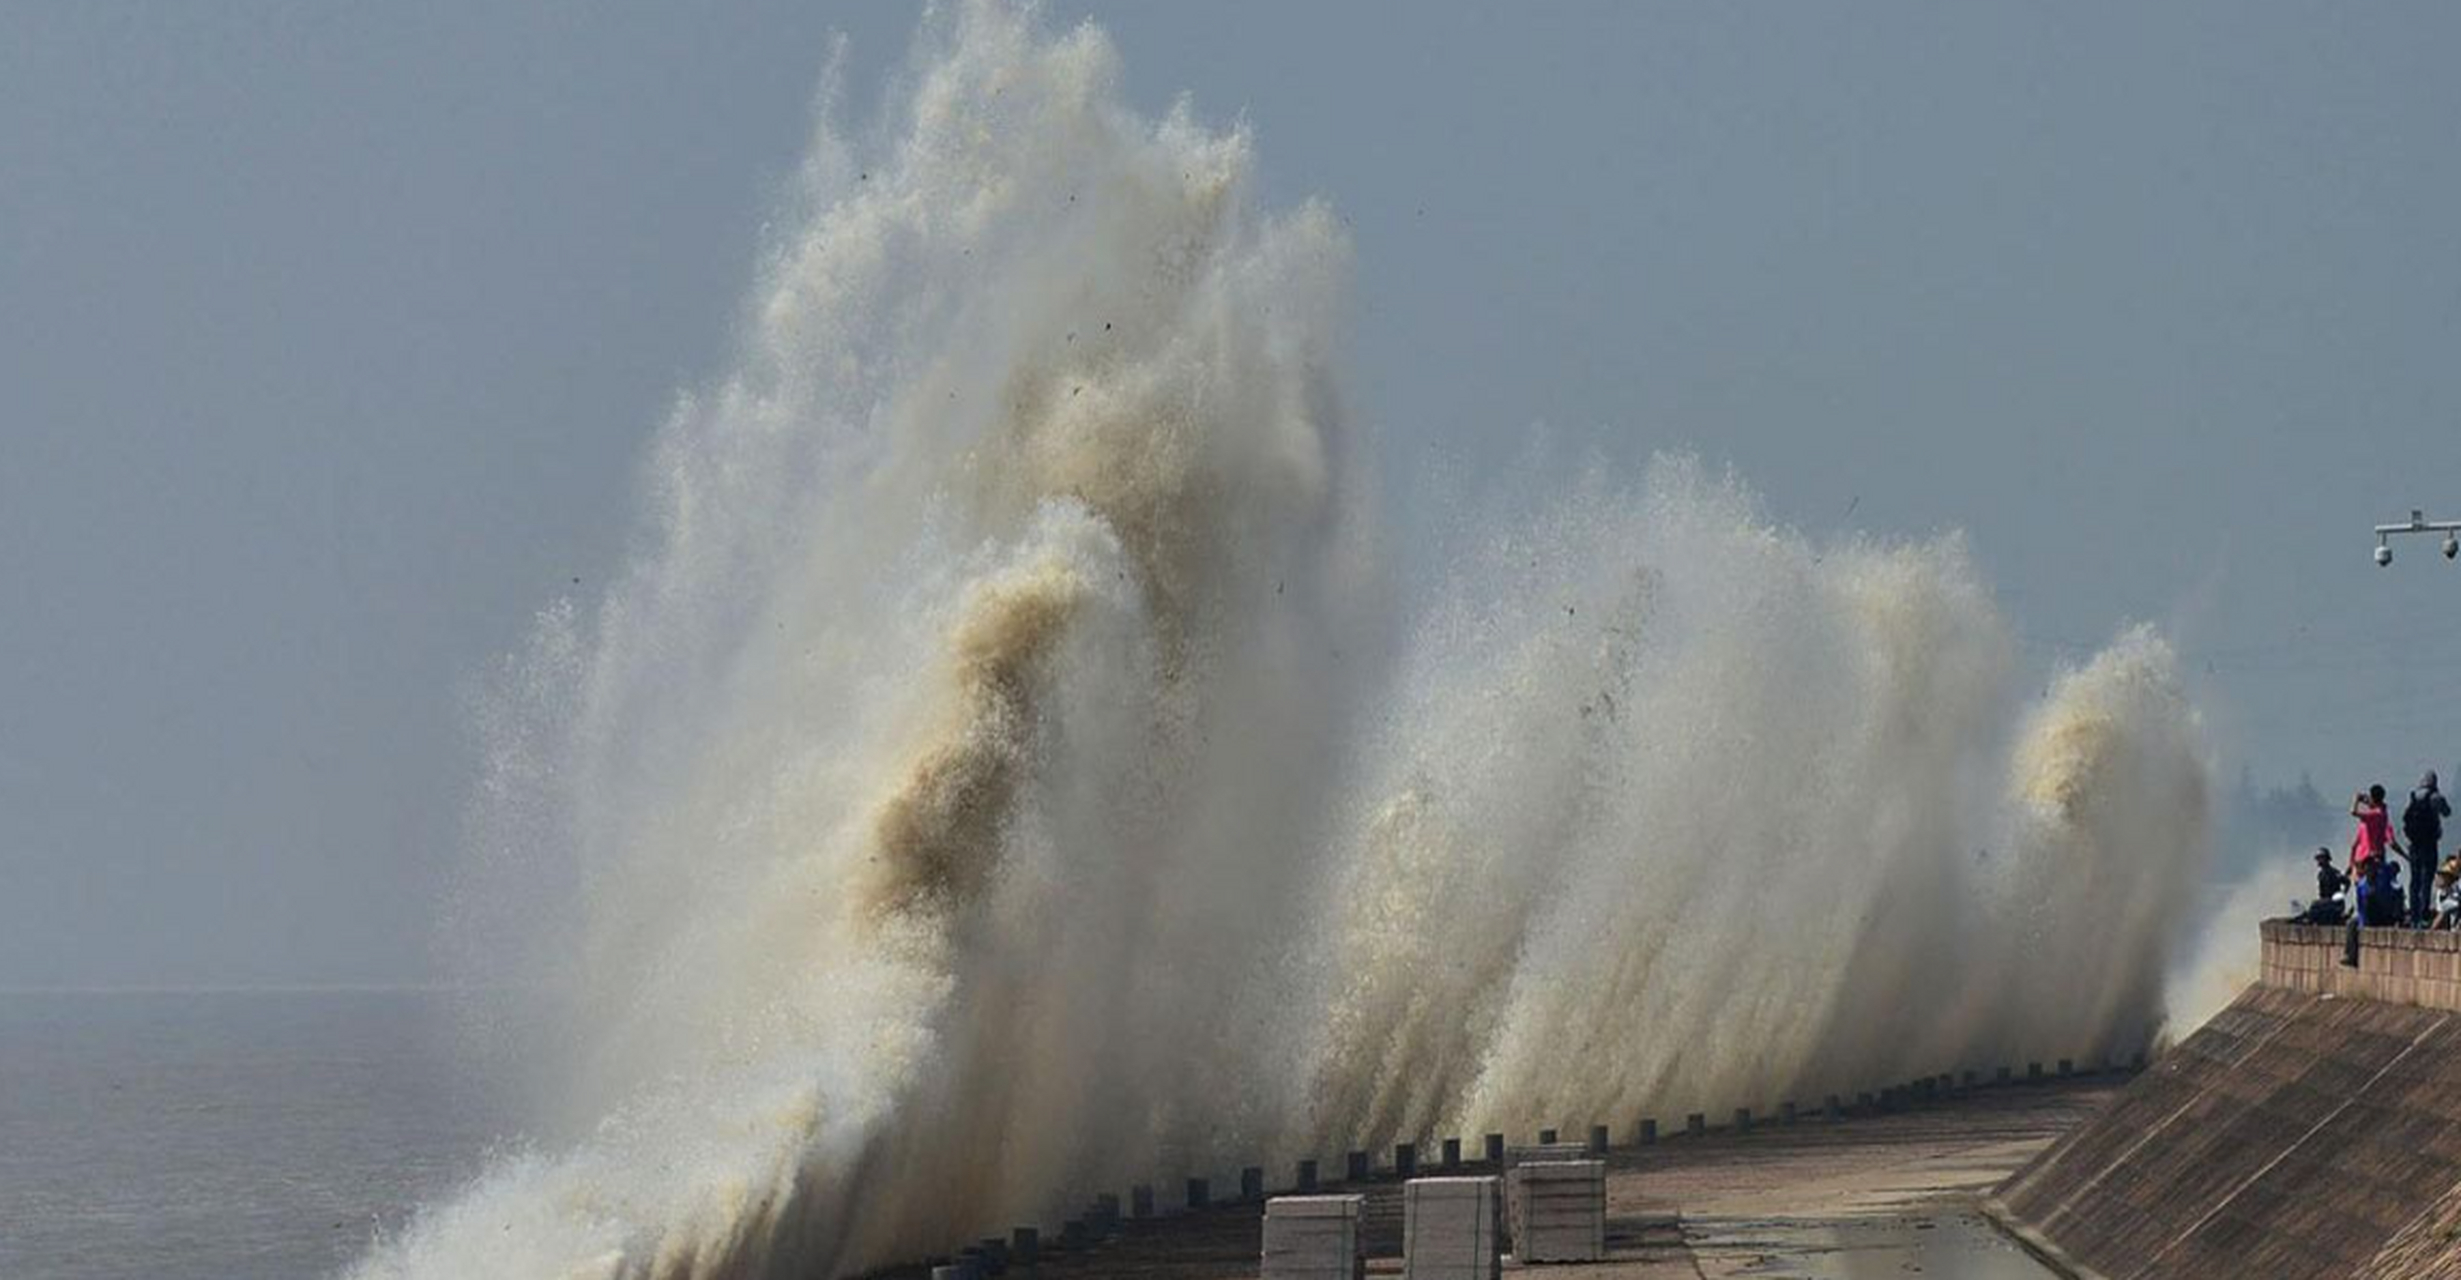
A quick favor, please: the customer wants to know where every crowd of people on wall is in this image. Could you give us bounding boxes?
[2292,771,2461,964]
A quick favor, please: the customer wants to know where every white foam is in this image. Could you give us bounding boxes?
[358,5,2213,1277]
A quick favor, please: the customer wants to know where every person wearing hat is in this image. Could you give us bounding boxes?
[2300,847,2349,925]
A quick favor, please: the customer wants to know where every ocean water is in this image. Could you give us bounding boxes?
[347,4,2213,1277]
[0,990,513,1280]
[11,5,2212,1277]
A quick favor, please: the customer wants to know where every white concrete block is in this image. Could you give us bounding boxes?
[1505,1161,1605,1263]
[1404,1177,1501,1280]
[1263,1195,1365,1280]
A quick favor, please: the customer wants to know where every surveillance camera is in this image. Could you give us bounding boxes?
[2442,535,2455,560]
[2377,543,2395,567]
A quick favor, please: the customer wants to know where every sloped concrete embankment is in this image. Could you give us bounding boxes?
[1990,921,2461,1280]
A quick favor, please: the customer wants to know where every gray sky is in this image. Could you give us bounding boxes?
[5,2,2457,988]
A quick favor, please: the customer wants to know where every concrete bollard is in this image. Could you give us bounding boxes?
[1781,1101,1797,1125]
[1132,1185,1154,1219]
[1484,1133,1506,1164]
[1639,1118,1658,1145]
[1733,1107,1753,1133]
[1686,1112,1706,1136]
[1538,1128,1558,1145]
[1825,1094,1843,1119]
[1241,1166,1264,1202]
[1010,1227,1038,1267]
[1395,1142,1417,1178]
[2058,1058,2074,1077]
[1441,1136,1462,1169]
[1588,1123,1610,1155]
[1296,1159,1319,1193]
[1186,1177,1209,1210]
[2028,1061,2044,1081]
[1346,1150,1371,1182]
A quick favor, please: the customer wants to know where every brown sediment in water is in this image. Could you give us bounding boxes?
[859,559,1088,924]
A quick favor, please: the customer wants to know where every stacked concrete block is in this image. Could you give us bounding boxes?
[1402,1176,1503,1280]
[1502,1143,1587,1168]
[1505,1160,1606,1264]
[1261,1195,1366,1280]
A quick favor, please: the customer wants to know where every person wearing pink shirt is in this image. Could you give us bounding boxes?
[2351,783,2404,876]
[2344,784,2409,966]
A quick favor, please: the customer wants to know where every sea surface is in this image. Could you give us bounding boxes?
[0,989,517,1280]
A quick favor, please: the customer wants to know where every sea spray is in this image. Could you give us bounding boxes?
[366,4,2212,1278]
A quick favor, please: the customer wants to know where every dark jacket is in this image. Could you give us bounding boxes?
[2406,778,2451,846]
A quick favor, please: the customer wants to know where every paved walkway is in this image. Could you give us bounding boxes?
[995,1078,2117,1279]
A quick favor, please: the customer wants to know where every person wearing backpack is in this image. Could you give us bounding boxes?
[2404,772,2451,926]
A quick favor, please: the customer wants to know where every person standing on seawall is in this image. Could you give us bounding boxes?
[2344,784,2405,966]
[2352,783,2404,876]
[2403,772,2450,927]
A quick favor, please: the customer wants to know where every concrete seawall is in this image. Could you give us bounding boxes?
[1990,921,2461,1280]
[2261,918,2461,1008]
